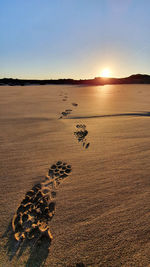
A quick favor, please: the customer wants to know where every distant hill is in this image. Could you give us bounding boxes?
[1,74,150,86]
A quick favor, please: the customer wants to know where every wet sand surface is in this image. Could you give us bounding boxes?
[1,84,150,266]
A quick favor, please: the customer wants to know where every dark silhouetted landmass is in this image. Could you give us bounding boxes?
[1,74,150,86]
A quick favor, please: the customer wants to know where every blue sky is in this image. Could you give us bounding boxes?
[1,0,150,79]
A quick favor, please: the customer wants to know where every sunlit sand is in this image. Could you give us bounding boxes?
[1,84,150,266]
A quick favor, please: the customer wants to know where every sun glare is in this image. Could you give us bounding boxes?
[100,68,111,78]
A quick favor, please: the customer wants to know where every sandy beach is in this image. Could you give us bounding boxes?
[1,84,150,266]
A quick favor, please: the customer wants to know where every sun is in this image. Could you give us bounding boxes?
[100,68,111,78]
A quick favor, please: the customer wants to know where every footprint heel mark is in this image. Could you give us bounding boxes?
[66,109,72,112]
[74,124,90,149]
[72,102,78,107]
[85,143,90,149]
[9,161,72,263]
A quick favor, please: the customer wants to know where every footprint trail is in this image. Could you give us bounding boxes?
[58,96,90,149]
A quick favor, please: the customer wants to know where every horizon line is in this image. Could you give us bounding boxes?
[1,73,150,81]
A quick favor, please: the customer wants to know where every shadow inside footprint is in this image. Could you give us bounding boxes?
[25,236,51,267]
[67,263,85,267]
[85,143,90,149]
[76,263,85,267]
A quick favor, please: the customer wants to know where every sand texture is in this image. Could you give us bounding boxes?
[1,84,150,266]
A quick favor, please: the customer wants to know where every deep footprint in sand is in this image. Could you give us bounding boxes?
[12,161,72,245]
[63,95,68,101]
[74,124,90,149]
[59,109,72,119]
[59,92,68,102]
[72,102,78,107]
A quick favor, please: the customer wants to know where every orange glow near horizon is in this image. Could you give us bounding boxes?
[100,68,111,78]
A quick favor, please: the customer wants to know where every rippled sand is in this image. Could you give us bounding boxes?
[1,84,150,266]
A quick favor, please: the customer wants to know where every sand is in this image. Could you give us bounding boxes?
[1,84,150,266]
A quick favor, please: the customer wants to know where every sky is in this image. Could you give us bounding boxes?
[1,0,150,79]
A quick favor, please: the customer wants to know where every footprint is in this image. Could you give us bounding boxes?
[65,109,72,112]
[12,161,72,245]
[74,124,90,149]
[72,102,78,107]
[59,91,68,102]
[59,109,72,119]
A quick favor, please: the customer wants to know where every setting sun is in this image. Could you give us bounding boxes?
[100,68,111,78]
